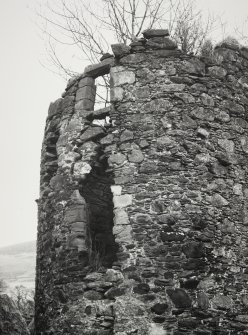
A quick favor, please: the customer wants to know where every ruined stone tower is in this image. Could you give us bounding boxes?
[35,29,248,334]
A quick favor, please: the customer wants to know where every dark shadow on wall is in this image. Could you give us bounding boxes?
[79,153,117,271]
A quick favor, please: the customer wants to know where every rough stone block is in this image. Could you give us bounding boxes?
[73,161,92,179]
[218,138,234,153]
[142,29,169,38]
[90,106,111,119]
[58,151,81,169]
[48,98,63,118]
[108,153,126,165]
[83,290,103,300]
[182,242,205,258]
[64,205,88,223]
[100,133,114,145]
[75,98,95,111]
[212,294,233,310]
[149,323,167,335]
[240,136,248,153]
[111,43,131,57]
[76,85,96,102]
[113,194,133,208]
[111,70,135,86]
[166,288,192,308]
[151,303,168,315]
[84,59,113,78]
[197,128,209,138]
[128,149,144,163]
[211,194,229,207]
[105,269,124,282]
[80,126,106,142]
[119,53,147,64]
[50,174,67,191]
[208,66,227,78]
[78,76,95,88]
[113,224,132,243]
[114,208,129,225]
[156,49,181,57]
[162,83,185,92]
[110,87,124,101]
[181,59,205,76]
[111,185,122,196]
[71,190,86,205]
[71,222,87,233]
[240,47,248,60]
[146,37,177,50]
[174,92,195,103]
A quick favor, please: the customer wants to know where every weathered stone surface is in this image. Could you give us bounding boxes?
[174,92,195,103]
[142,29,169,38]
[78,76,95,88]
[128,149,144,163]
[208,66,227,78]
[151,303,168,315]
[133,283,150,294]
[111,69,135,86]
[167,289,192,308]
[73,161,92,179]
[211,194,229,207]
[181,59,205,76]
[191,106,214,121]
[108,153,126,165]
[197,127,209,138]
[162,83,185,92]
[100,53,114,61]
[84,290,103,300]
[182,242,205,258]
[114,208,129,225]
[80,126,106,142]
[218,138,234,153]
[240,136,248,153]
[76,85,96,102]
[113,224,132,243]
[84,59,113,77]
[212,294,233,310]
[240,46,248,59]
[156,49,182,57]
[48,98,63,118]
[111,43,131,57]
[64,205,88,223]
[201,93,214,106]
[75,98,94,111]
[110,87,124,101]
[120,129,134,142]
[197,292,209,310]
[113,194,133,208]
[146,37,177,50]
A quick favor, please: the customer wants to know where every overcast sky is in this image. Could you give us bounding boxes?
[0,0,247,248]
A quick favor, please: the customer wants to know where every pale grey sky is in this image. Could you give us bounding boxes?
[0,0,247,247]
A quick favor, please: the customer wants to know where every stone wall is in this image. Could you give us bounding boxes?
[35,30,248,334]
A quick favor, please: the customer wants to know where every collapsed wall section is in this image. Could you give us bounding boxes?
[35,29,248,335]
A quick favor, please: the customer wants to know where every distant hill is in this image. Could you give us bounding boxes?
[0,241,36,292]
